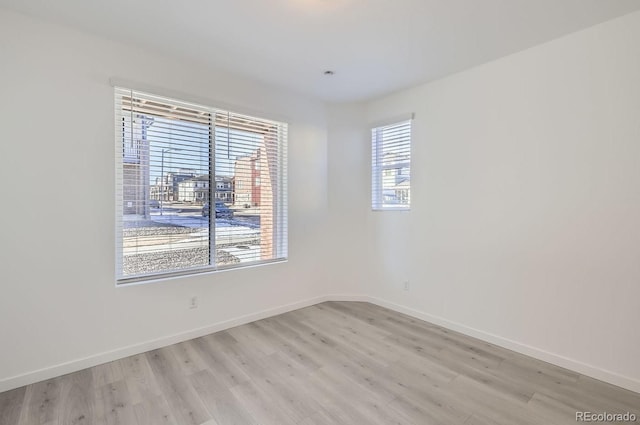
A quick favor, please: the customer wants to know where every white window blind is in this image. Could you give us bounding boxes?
[115,88,287,284]
[371,118,412,210]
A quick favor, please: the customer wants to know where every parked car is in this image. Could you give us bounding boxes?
[202,201,233,218]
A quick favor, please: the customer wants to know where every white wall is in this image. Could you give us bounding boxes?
[328,11,640,391]
[0,9,330,391]
[325,103,372,296]
[2,6,640,395]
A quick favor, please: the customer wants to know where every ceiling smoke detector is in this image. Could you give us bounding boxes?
[323,70,335,76]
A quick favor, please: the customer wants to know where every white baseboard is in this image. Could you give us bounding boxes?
[2,293,638,395]
[0,294,335,393]
[365,296,640,394]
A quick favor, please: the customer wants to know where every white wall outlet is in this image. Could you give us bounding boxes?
[189,296,198,309]
[403,281,410,291]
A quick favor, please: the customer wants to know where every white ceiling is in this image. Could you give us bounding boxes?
[2,0,639,102]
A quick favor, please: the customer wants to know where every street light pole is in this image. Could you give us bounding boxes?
[160,147,182,215]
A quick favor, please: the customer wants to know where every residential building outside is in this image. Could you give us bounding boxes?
[177,175,210,203]
[381,152,410,205]
[150,169,197,202]
[215,176,233,203]
[175,175,234,203]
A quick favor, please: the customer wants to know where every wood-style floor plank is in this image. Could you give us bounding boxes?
[94,379,138,425]
[132,394,178,425]
[17,377,62,425]
[0,386,26,425]
[145,348,211,425]
[119,353,161,406]
[3,301,639,425]
[57,369,94,425]
[189,369,255,425]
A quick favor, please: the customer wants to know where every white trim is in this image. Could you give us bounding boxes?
[372,207,411,212]
[369,112,415,129]
[0,294,336,392]
[364,296,640,395]
[109,77,291,124]
[2,293,639,395]
[116,259,288,287]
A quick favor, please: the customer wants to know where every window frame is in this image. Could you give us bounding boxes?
[114,87,288,285]
[371,115,413,211]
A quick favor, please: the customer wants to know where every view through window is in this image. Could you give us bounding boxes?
[115,88,287,284]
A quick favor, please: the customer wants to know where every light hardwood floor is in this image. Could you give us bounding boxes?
[2,301,639,425]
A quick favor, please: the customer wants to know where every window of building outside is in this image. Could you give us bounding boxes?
[371,117,412,210]
[115,88,288,284]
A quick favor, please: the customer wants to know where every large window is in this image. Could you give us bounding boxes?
[115,88,287,284]
[371,117,412,210]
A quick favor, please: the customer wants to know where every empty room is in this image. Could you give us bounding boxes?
[1,1,639,424]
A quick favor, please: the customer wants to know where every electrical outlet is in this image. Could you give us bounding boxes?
[189,296,198,309]
[403,281,410,291]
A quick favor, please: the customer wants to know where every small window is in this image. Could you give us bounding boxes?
[371,117,412,210]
